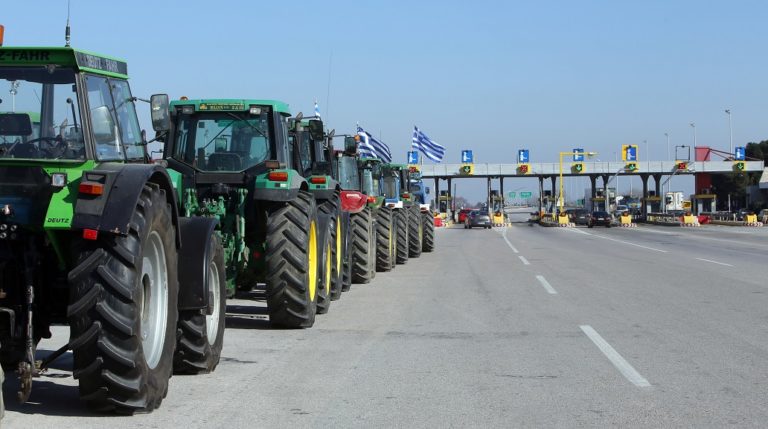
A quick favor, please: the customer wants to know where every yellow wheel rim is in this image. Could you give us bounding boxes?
[325,241,332,294]
[335,216,342,276]
[308,220,317,302]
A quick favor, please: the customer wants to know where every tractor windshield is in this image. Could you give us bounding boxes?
[336,155,360,191]
[0,67,85,160]
[362,168,378,196]
[173,111,272,172]
[382,174,399,199]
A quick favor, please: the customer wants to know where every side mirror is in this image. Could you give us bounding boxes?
[0,113,33,136]
[150,94,170,132]
[308,119,324,141]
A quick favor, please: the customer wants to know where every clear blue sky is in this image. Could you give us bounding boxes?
[4,1,767,202]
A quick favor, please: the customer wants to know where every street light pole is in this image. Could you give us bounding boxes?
[690,122,696,147]
[665,133,671,197]
[725,109,732,155]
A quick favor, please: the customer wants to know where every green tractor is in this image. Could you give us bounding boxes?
[331,137,378,283]
[288,116,348,310]
[0,46,226,414]
[380,163,425,264]
[155,99,334,327]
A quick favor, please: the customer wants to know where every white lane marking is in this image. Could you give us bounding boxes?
[535,275,558,294]
[502,228,519,253]
[587,232,667,253]
[580,325,651,388]
[518,256,530,265]
[695,257,734,267]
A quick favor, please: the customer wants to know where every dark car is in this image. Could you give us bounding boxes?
[588,211,612,228]
[566,209,589,225]
[465,210,492,229]
[458,208,474,224]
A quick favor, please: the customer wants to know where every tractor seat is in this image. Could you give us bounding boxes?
[207,152,242,171]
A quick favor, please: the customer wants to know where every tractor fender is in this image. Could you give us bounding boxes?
[72,163,181,246]
[251,173,306,202]
[176,217,219,311]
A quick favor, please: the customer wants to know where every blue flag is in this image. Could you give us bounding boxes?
[314,99,321,118]
[357,126,392,163]
[412,126,445,163]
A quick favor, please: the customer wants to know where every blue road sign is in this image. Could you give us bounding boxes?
[408,151,419,164]
[461,150,473,163]
[735,146,746,161]
[573,148,584,162]
[625,146,637,161]
[518,149,529,163]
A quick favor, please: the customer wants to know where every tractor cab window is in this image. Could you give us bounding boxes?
[382,172,399,198]
[337,156,360,191]
[173,111,271,172]
[0,67,84,160]
[297,131,313,176]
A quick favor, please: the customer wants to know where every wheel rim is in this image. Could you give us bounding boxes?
[335,216,342,275]
[325,241,331,294]
[206,260,221,344]
[308,220,317,301]
[140,231,169,370]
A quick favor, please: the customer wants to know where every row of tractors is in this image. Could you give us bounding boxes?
[0,37,435,417]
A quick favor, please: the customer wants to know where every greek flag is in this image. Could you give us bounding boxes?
[314,100,321,118]
[357,126,392,162]
[412,126,445,162]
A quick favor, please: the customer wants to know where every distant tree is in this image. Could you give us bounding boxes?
[746,140,768,165]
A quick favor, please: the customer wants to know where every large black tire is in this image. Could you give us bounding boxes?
[315,215,333,315]
[265,191,318,328]
[319,196,344,301]
[375,207,395,272]
[68,184,179,413]
[408,207,422,258]
[395,209,409,265]
[422,212,435,252]
[338,212,352,293]
[351,208,374,283]
[173,234,226,375]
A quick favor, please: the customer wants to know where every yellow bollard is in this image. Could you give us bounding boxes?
[620,214,633,226]
[557,214,570,226]
[492,213,504,226]
[746,214,757,224]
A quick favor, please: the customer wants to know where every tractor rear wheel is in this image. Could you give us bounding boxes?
[351,208,374,283]
[422,212,435,252]
[395,209,409,265]
[319,196,344,300]
[265,191,318,328]
[408,207,422,258]
[375,207,395,272]
[173,234,226,374]
[68,184,178,413]
[316,216,333,315]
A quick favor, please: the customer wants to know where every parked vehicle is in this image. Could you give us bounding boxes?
[566,209,589,225]
[465,210,492,229]
[588,211,612,228]
[458,208,474,223]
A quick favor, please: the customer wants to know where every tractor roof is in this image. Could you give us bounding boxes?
[170,99,291,116]
[0,47,128,79]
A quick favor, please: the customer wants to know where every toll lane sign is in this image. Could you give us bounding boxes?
[408,151,419,164]
[518,149,529,163]
[462,150,473,163]
[573,148,584,162]
[735,146,745,161]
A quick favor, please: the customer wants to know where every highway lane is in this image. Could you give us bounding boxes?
[3,220,768,427]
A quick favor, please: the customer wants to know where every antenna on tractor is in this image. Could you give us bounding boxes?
[64,0,71,47]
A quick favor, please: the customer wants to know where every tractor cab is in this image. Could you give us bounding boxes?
[0,48,146,163]
[162,99,291,180]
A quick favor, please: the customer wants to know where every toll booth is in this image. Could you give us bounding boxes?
[644,196,661,213]
[490,190,503,213]
[438,190,450,215]
[692,193,717,215]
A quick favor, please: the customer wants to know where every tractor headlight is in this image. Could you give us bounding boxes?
[51,173,68,188]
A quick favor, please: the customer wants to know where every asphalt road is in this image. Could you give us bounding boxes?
[4,214,768,427]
